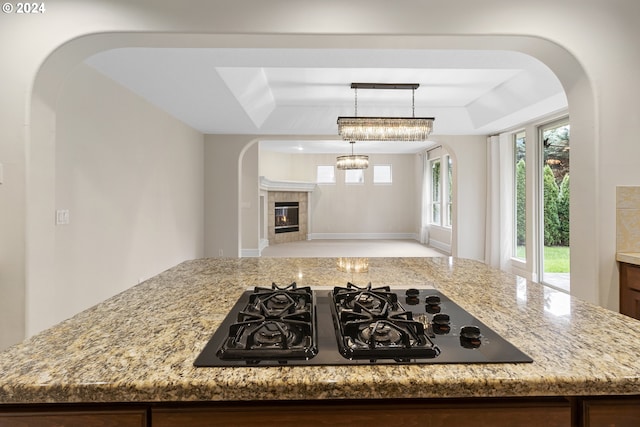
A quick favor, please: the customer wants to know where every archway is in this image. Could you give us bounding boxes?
[26,33,595,339]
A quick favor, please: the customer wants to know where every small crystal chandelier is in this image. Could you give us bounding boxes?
[336,141,369,170]
[337,83,435,142]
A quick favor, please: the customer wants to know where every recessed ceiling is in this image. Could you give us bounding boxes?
[85,47,567,154]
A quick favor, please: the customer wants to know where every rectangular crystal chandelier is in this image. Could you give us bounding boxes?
[337,117,434,142]
[337,83,435,142]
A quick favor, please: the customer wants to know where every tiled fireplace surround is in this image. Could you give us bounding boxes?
[268,191,308,244]
[617,186,640,253]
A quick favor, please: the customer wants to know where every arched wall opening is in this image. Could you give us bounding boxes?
[26,33,595,340]
[238,136,487,262]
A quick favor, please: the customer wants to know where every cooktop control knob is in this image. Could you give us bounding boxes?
[432,313,451,334]
[425,295,441,305]
[405,288,420,305]
[405,288,419,297]
[459,325,482,348]
[425,294,441,313]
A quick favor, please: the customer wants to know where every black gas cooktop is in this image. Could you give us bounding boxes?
[194,283,532,367]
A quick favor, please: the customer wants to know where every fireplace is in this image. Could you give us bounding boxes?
[275,202,299,234]
[264,190,308,245]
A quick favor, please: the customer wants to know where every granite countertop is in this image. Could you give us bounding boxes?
[617,252,640,266]
[1,257,640,404]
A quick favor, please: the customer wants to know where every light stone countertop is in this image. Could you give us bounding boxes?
[1,257,640,404]
[617,252,640,266]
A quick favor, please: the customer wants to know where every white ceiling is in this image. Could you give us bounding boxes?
[85,48,567,154]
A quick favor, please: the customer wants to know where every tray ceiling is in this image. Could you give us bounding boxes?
[85,48,567,154]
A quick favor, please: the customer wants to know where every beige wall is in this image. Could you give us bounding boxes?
[260,152,419,238]
[436,136,488,261]
[205,135,257,258]
[241,142,260,254]
[27,63,204,336]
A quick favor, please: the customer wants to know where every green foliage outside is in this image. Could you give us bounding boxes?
[543,124,570,274]
[515,163,570,273]
[543,165,561,246]
[557,174,570,246]
[543,246,570,273]
[517,246,570,273]
[516,159,526,245]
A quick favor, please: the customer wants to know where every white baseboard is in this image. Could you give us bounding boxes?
[307,233,419,241]
[259,239,269,251]
[240,249,261,258]
[428,239,451,254]
[511,265,534,281]
[509,266,537,282]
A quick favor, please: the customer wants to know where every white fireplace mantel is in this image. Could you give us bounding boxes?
[259,176,316,192]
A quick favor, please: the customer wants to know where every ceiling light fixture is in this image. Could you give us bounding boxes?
[337,83,435,142]
[336,141,369,170]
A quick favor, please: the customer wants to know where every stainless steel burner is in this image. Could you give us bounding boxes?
[361,322,403,345]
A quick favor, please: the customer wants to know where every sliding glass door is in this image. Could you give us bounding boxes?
[539,120,570,291]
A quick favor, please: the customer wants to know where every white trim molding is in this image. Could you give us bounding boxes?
[241,248,261,258]
[308,233,419,240]
[428,239,452,255]
[259,176,316,192]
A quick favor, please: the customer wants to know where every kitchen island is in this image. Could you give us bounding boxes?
[1,257,639,426]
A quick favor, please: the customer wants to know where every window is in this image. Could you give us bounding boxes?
[345,169,364,184]
[445,156,452,227]
[428,154,453,228]
[540,120,570,291]
[514,131,526,260]
[316,165,335,184]
[373,165,392,184]
[430,159,441,224]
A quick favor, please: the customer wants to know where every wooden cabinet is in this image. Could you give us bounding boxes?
[3,397,640,427]
[0,408,147,427]
[582,398,640,427]
[620,262,640,319]
[152,399,571,427]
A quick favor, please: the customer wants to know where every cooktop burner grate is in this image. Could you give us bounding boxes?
[332,283,439,361]
[216,283,318,361]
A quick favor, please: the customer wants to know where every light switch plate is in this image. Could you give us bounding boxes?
[56,209,70,225]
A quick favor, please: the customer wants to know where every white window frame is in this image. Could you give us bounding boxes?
[344,169,364,184]
[444,155,452,228]
[373,164,392,184]
[537,117,570,291]
[316,165,336,184]
[513,130,527,262]
[428,155,453,229]
[430,158,442,225]
[503,113,570,285]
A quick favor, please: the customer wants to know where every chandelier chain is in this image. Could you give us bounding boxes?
[412,88,415,118]
[354,87,358,117]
